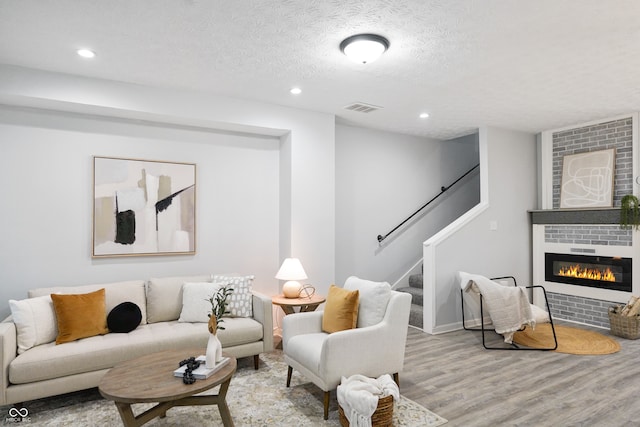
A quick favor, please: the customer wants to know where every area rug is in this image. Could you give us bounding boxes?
[0,351,447,426]
[513,324,621,355]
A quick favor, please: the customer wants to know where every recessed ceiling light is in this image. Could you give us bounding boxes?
[340,34,389,64]
[419,113,430,119]
[77,49,96,59]
[290,87,302,95]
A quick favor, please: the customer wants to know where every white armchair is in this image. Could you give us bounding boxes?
[282,277,412,420]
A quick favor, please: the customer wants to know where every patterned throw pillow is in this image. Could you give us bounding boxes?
[213,275,254,318]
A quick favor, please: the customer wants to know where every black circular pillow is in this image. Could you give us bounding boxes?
[107,302,142,333]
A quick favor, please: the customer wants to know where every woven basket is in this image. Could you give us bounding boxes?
[608,306,640,339]
[338,394,393,427]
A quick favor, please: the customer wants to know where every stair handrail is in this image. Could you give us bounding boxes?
[377,163,480,243]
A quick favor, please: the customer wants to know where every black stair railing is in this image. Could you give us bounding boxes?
[377,163,480,243]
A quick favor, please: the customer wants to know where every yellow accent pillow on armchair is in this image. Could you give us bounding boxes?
[321,285,359,333]
[51,288,109,344]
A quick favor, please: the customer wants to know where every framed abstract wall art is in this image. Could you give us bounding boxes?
[560,148,615,209]
[93,156,196,257]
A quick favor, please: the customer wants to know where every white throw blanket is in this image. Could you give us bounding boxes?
[459,272,535,343]
[336,374,399,427]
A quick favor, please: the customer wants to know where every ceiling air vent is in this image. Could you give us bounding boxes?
[343,102,382,113]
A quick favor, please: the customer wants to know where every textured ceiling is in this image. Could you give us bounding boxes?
[1,0,640,139]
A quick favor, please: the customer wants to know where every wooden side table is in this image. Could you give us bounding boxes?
[272,294,326,315]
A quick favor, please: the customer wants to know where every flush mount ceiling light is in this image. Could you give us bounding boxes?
[76,49,96,59]
[340,34,389,64]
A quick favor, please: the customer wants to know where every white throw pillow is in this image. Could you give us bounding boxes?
[344,276,392,328]
[213,275,254,317]
[530,304,550,324]
[146,275,212,323]
[9,295,58,354]
[178,282,221,323]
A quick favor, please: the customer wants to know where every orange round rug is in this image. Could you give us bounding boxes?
[512,324,620,355]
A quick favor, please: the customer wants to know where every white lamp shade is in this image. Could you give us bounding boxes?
[275,258,308,281]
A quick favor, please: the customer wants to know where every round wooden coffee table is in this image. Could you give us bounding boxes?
[99,348,237,427]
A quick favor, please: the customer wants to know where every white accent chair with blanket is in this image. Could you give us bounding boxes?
[282,276,412,420]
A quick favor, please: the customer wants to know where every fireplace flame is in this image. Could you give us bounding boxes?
[557,264,616,282]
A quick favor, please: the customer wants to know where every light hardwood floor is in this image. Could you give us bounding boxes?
[401,323,640,427]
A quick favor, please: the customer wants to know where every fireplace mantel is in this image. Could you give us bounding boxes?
[529,208,620,225]
[531,208,633,306]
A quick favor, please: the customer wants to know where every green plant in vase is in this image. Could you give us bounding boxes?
[205,284,233,368]
[620,194,640,230]
[207,284,234,333]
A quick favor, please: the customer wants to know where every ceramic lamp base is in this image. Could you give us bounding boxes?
[282,281,302,298]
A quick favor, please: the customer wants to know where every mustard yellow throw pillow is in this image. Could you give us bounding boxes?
[322,285,359,333]
[51,288,109,344]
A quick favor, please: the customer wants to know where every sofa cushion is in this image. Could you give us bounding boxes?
[322,285,359,333]
[344,276,392,328]
[213,275,254,318]
[178,282,221,323]
[51,289,109,344]
[107,302,142,333]
[147,275,211,323]
[29,280,148,325]
[9,319,264,384]
[215,317,263,347]
[9,295,58,354]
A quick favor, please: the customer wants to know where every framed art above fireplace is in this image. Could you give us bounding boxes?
[559,148,615,209]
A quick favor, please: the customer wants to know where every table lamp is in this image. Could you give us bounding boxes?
[275,258,308,298]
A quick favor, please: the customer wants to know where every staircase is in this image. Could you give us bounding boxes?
[397,273,423,328]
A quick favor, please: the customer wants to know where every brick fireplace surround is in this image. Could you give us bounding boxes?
[532,115,637,328]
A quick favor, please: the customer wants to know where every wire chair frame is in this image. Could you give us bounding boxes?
[461,276,558,350]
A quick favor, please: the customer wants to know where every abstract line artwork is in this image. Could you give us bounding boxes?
[560,149,615,208]
[93,157,196,257]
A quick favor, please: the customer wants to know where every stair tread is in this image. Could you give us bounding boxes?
[408,274,423,289]
[397,286,423,306]
[397,286,423,296]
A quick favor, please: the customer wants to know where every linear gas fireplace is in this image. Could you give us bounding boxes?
[545,252,632,292]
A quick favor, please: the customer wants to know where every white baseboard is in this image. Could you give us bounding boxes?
[553,317,609,330]
[423,316,494,335]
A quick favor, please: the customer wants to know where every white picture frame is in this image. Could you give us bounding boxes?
[93,156,196,257]
[560,149,615,208]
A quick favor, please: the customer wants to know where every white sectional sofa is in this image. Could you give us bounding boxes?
[0,274,273,405]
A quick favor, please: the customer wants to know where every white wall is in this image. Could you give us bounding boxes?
[0,107,280,317]
[335,124,479,285]
[0,65,336,318]
[424,126,537,333]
